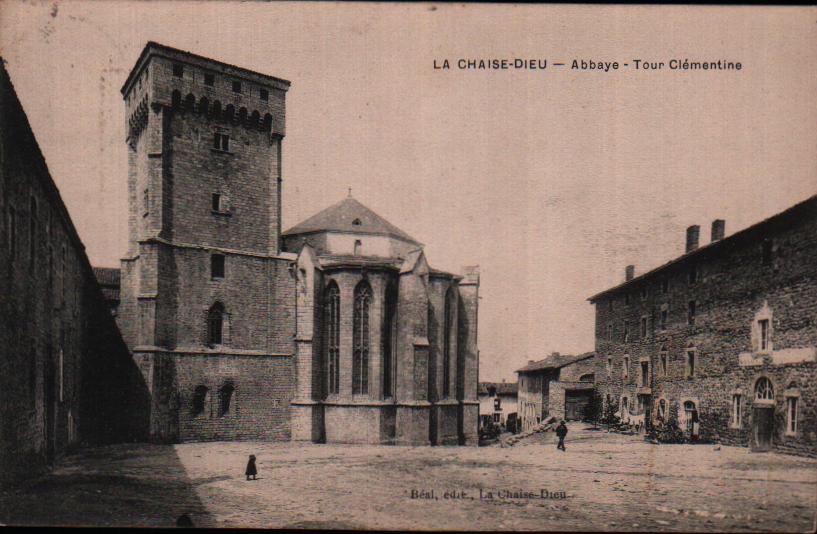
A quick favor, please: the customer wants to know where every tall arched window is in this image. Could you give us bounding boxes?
[755,377,774,401]
[353,281,372,395]
[219,382,235,417]
[324,282,340,395]
[208,303,225,346]
[192,385,209,416]
[442,287,455,398]
[382,280,398,398]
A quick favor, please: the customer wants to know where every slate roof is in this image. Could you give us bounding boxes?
[478,382,518,396]
[93,267,121,302]
[283,196,421,245]
[516,352,595,373]
[587,194,817,302]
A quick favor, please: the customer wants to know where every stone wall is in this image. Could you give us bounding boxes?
[593,199,817,456]
[0,62,149,484]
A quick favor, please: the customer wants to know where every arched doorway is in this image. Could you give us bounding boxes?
[751,377,775,452]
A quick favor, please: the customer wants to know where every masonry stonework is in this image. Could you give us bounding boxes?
[591,196,817,456]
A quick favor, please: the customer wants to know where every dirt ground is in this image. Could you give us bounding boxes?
[1,423,815,531]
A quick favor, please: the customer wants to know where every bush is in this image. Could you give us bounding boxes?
[649,400,686,444]
[600,400,620,429]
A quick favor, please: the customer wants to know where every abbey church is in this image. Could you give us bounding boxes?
[115,42,480,446]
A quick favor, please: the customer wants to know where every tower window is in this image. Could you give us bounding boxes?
[172,63,184,77]
[143,188,149,217]
[260,88,269,101]
[443,287,455,398]
[660,308,668,330]
[219,382,234,417]
[232,81,242,93]
[213,132,229,152]
[211,193,230,213]
[204,73,215,86]
[353,239,362,256]
[640,316,648,338]
[759,319,770,351]
[207,303,225,346]
[623,321,630,343]
[622,355,629,379]
[661,278,669,293]
[192,385,208,416]
[352,218,362,226]
[687,300,696,325]
[211,254,225,279]
[685,349,696,378]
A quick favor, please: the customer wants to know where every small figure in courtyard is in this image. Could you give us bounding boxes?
[245,454,258,480]
[555,420,568,451]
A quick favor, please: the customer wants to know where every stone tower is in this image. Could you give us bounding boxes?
[118,43,297,442]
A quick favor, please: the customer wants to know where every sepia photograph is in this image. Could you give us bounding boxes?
[0,2,815,531]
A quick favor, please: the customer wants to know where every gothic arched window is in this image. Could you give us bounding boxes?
[442,287,455,398]
[208,302,225,346]
[325,282,340,395]
[353,281,372,395]
[219,382,235,417]
[192,385,208,416]
[755,377,774,401]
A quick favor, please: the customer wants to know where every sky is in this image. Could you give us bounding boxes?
[1,2,815,381]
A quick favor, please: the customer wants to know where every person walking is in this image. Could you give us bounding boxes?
[555,420,568,451]
[245,454,258,481]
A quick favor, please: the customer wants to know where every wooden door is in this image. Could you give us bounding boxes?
[751,407,774,452]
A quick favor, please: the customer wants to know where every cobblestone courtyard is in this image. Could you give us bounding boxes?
[1,424,815,531]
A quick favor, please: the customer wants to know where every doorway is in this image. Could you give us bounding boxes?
[751,407,774,452]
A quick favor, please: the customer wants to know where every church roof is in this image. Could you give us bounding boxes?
[283,196,421,245]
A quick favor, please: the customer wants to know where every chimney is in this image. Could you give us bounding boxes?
[551,351,560,358]
[711,219,725,242]
[686,225,700,253]
[625,265,635,281]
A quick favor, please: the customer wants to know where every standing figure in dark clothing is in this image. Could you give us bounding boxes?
[555,421,568,451]
[245,454,257,481]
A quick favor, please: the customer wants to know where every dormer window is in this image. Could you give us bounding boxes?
[232,81,242,93]
[204,73,215,86]
[172,63,184,78]
[260,88,269,101]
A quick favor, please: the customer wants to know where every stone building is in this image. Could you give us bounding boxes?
[0,60,148,484]
[516,352,595,430]
[478,382,518,430]
[113,42,480,445]
[589,195,817,456]
[284,196,480,446]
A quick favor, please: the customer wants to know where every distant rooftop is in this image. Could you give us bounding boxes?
[478,382,518,396]
[516,352,595,373]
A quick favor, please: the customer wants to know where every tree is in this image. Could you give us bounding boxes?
[583,390,603,428]
[601,398,620,429]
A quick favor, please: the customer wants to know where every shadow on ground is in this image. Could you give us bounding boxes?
[0,443,212,528]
